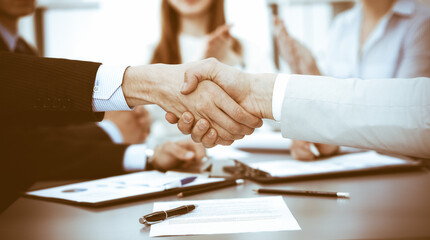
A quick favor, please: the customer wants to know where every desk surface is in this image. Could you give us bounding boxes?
[1,153,429,240]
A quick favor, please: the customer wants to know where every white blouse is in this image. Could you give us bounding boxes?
[320,0,430,79]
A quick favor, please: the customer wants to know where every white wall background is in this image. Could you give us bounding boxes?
[18,0,430,71]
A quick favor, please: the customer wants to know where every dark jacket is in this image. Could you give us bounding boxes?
[0,48,130,212]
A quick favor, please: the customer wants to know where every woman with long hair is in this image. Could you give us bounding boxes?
[151,0,243,66]
[148,0,273,143]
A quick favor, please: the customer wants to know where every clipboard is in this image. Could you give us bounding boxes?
[231,151,423,183]
[24,171,225,207]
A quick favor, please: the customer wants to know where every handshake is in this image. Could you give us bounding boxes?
[122,58,277,148]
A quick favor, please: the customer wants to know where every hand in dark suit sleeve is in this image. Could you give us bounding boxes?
[2,125,129,180]
[0,125,130,212]
[0,52,104,125]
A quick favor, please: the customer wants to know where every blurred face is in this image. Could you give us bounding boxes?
[168,0,214,17]
[0,0,36,18]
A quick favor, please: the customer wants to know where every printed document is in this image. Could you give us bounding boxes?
[26,171,222,204]
[149,196,301,237]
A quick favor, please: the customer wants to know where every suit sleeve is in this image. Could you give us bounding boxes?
[0,52,104,125]
[3,125,129,180]
[280,74,430,159]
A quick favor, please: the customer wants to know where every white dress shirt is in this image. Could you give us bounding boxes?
[0,23,18,51]
[272,0,430,158]
[321,0,430,79]
[275,74,430,159]
[91,65,149,172]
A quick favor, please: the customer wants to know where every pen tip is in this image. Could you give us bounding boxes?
[236,179,245,184]
[252,189,258,192]
[337,192,350,198]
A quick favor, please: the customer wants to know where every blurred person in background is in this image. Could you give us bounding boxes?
[274,0,430,160]
[0,0,207,212]
[147,0,274,143]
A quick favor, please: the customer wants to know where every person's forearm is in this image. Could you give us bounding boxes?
[245,72,277,120]
[122,65,161,108]
[280,75,430,159]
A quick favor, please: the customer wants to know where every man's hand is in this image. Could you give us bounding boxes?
[165,58,277,147]
[104,106,151,144]
[151,138,206,172]
[274,17,321,75]
[121,60,263,145]
[291,140,340,160]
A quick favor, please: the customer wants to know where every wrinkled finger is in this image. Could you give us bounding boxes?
[215,138,234,146]
[165,112,179,124]
[177,112,195,135]
[213,94,262,130]
[201,128,218,148]
[191,118,211,143]
[208,117,245,141]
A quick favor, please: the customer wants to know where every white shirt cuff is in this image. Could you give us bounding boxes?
[97,120,123,144]
[272,74,290,121]
[123,144,148,172]
[92,65,132,112]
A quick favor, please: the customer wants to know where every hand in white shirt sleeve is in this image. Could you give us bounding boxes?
[272,74,290,121]
[92,65,132,112]
[123,144,148,172]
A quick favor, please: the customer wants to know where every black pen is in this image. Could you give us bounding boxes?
[139,204,196,225]
[177,179,244,198]
[254,188,350,198]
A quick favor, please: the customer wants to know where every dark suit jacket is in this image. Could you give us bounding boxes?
[0,48,131,212]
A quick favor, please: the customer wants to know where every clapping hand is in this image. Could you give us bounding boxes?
[204,24,243,66]
[274,17,320,75]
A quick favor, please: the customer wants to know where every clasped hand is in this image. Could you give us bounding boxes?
[164,58,276,148]
[122,59,275,147]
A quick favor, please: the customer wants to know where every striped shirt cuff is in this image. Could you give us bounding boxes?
[92,65,132,112]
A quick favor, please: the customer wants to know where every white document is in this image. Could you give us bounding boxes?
[231,131,292,150]
[248,151,412,177]
[26,171,222,204]
[207,145,250,160]
[149,196,301,237]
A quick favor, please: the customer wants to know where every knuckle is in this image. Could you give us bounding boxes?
[232,107,247,123]
[201,138,215,148]
[237,135,245,140]
[227,123,243,135]
[203,142,215,148]
[191,134,202,143]
[219,130,235,141]
[178,124,191,135]
[207,57,218,66]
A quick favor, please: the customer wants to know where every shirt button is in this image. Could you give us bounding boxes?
[93,86,99,92]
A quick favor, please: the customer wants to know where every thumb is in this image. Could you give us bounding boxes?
[181,58,218,95]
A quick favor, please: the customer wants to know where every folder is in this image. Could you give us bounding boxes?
[24,171,224,207]
[232,151,422,183]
